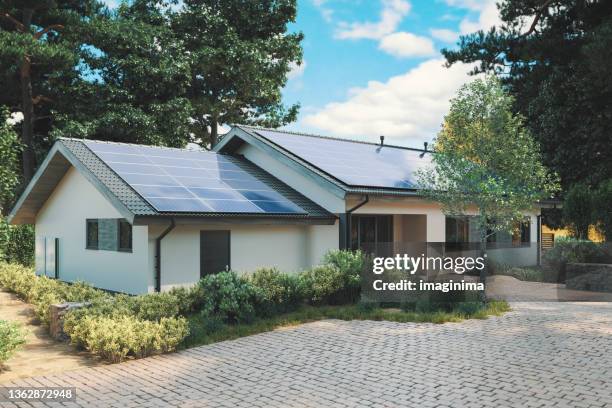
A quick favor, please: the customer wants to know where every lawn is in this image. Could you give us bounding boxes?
[183,300,511,348]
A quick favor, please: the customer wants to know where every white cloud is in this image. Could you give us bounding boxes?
[378,32,436,58]
[443,0,501,34]
[312,0,334,23]
[302,58,479,145]
[335,0,411,40]
[429,28,459,43]
[287,60,307,80]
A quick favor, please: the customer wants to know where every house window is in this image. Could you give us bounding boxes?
[488,218,531,247]
[86,219,99,249]
[350,215,393,255]
[118,219,133,252]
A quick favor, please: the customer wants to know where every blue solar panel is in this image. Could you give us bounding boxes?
[84,141,307,214]
[253,129,432,190]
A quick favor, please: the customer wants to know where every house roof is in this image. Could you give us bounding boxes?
[216,125,433,197]
[8,138,335,225]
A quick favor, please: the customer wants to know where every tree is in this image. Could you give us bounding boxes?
[442,0,612,190]
[593,180,612,241]
[0,107,33,266]
[0,107,21,211]
[51,0,194,147]
[0,0,101,183]
[562,183,594,239]
[416,77,559,284]
[172,0,303,147]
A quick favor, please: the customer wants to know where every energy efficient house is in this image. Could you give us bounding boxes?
[9,126,543,294]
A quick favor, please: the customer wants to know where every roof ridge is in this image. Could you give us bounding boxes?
[59,137,207,153]
[235,124,430,153]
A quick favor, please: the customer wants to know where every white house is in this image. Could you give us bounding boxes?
[9,126,547,294]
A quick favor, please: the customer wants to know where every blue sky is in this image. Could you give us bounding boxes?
[101,0,500,148]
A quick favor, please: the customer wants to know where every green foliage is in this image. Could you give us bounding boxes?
[168,285,203,316]
[52,1,193,147]
[593,179,612,241]
[542,238,610,282]
[63,314,188,363]
[0,107,21,209]
[248,268,303,315]
[117,292,182,322]
[172,0,303,146]
[400,289,479,313]
[0,320,26,366]
[443,1,612,190]
[299,250,366,305]
[505,267,543,283]
[416,77,559,267]
[196,271,261,323]
[563,183,595,239]
[0,217,34,267]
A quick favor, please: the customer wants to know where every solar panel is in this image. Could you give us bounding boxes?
[84,141,307,214]
[253,129,432,190]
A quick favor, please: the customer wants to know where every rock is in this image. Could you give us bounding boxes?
[566,263,612,293]
[49,302,90,341]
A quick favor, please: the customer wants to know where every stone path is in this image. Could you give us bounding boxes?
[1,301,611,407]
[0,290,101,383]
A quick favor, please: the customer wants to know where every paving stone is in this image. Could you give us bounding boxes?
[1,302,611,407]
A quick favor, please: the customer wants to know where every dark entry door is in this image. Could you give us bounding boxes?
[200,230,230,277]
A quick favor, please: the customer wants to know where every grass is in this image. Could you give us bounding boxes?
[183,300,511,348]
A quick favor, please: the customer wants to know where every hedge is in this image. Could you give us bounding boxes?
[0,319,26,366]
[0,262,188,362]
[0,249,372,363]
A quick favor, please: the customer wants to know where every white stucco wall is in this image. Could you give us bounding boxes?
[35,167,150,294]
[155,221,339,291]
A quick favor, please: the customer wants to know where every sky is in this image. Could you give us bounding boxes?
[101,0,501,149]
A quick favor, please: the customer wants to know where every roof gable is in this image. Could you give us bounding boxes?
[217,125,432,196]
[9,139,334,225]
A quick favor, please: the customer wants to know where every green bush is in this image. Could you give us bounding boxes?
[593,179,612,241]
[248,268,303,315]
[197,271,261,323]
[0,218,34,267]
[168,285,203,315]
[0,320,26,366]
[542,238,610,282]
[120,292,182,321]
[63,314,188,363]
[563,183,595,239]
[506,267,543,282]
[299,250,365,305]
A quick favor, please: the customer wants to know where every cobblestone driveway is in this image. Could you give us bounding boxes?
[1,302,611,408]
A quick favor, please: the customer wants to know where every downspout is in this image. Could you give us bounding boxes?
[155,218,175,292]
[345,195,369,250]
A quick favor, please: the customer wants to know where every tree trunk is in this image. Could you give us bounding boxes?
[20,9,36,184]
[479,215,488,301]
[209,120,218,148]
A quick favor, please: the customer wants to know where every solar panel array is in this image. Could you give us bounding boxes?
[84,141,307,214]
[253,129,432,190]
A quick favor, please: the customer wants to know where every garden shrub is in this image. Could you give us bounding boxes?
[168,285,203,315]
[120,292,182,321]
[248,268,303,315]
[0,320,26,366]
[63,314,188,363]
[299,250,365,305]
[197,271,262,323]
[542,238,610,282]
[0,217,34,267]
[506,267,543,282]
